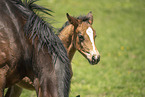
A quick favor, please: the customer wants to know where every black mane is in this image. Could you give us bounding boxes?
[4,0,71,96]
[58,15,90,33]
[10,0,69,64]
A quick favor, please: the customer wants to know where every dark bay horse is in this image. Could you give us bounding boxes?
[0,0,71,97]
[5,12,100,97]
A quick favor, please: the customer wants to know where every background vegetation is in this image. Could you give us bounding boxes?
[20,0,145,97]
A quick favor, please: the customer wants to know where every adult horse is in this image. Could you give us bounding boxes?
[0,0,71,97]
[5,12,100,97]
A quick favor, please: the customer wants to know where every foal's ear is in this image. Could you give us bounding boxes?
[66,13,79,27]
[87,11,93,25]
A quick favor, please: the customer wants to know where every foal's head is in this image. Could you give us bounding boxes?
[67,12,100,65]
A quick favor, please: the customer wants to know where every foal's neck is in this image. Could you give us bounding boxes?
[58,24,76,62]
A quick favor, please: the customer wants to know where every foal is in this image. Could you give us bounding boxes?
[58,12,100,75]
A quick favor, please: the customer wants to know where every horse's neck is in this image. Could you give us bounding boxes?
[58,25,76,62]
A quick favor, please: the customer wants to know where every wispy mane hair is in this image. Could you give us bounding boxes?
[10,0,69,64]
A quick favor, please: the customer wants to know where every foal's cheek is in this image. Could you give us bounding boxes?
[80,42,88,50]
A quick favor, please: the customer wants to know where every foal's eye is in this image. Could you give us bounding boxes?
[78,35,84,42]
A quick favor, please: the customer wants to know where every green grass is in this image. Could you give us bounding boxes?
[20,0,145,97]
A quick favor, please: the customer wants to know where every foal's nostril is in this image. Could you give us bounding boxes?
[92,56,96,60]
[90,55,100,64]
[91,55,100,64]
[92,55,97,63]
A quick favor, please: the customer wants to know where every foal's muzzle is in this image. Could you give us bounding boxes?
[89,55,100,65]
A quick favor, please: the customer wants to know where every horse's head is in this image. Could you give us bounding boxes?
[66,12,100,65]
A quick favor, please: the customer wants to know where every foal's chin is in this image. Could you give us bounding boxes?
[78,50,100,65]
[87,59,99,65]
[87,55,100,65]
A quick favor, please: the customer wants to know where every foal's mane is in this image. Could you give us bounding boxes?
[10,0,69,63]
[58,15,90,33]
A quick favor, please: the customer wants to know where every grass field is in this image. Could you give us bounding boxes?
[19,0,145,97]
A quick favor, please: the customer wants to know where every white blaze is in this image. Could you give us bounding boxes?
[86,27,96,54]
